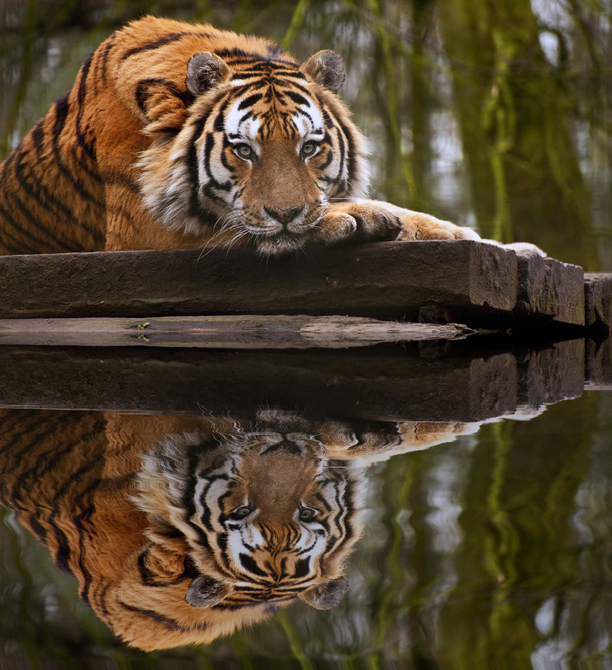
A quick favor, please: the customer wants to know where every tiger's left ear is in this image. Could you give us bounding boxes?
[301,50,345,93]
[186,52,232,96]
[299,577,348,610]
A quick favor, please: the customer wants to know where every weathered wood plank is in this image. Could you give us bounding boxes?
[584,273,612,332]
[514,252,584,326]
[0,315,474,349]
[0,341,587,422]
[0,242,602,331]
[0,241,519,321]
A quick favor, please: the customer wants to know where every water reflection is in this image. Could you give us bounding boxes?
[0,408,477,651]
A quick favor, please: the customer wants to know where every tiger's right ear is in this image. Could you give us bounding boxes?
[301,50,346,93]
[186,52,232,96]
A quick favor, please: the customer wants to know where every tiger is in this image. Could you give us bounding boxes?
[0,15,484,257]
[0,408,477,651]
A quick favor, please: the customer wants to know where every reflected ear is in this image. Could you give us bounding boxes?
[185,575,233,608]
[301,50,345,93]
[186,52,231,96]
[299,577,348,610]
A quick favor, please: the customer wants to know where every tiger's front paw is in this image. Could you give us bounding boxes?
[316,200,480,246]
[315,201,403,245]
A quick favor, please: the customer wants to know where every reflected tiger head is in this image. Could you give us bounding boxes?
[106,413,377,649]
[133,427,364,611]
[0,408,479,651]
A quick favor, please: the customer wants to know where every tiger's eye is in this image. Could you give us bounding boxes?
[299,507,317,522]
[230,505,253,520]
[301,142,318,157]
[235,144,254,160]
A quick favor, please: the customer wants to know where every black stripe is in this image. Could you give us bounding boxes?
[99,34,116,82]
[239,553,268,577]
[284,90,309,107]
[51,95,105,206]
[76,53,96,159]
[293,558,310,580]
[119,602,197,631]
[12,142,93,247]
[135,78,194,118]
[0,192,65,253]
[187,116,208,218]
[120,32,213,61]
[238,93,263,111]
[0,202,40,254]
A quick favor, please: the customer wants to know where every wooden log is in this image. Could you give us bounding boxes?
[0,241,519,322]
[0,341,588,422]
[514,252,584,326]
[0,242,600,331]
[584,273,612,333]
[0,315,474,349]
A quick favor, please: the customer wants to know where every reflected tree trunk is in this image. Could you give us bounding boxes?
[437,0,598,270]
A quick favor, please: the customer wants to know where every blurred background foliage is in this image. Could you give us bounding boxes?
[1,0,612,269]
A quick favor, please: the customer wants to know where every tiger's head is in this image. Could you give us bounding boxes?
[138,49,369,256]
[105,420,367,649]
[134,428,364,606]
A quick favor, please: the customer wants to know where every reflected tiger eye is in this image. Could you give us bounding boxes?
[299,507,318,522]
[230,505,253,520]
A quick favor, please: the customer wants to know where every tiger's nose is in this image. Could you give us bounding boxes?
[264,205,305,226]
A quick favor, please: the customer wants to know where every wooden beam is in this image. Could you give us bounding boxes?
[0,315,474,349]
[0,241,594,330]
[0,241,518,322]
[0,341,587,422]
[585,273,612,333]
[514,252,584,326]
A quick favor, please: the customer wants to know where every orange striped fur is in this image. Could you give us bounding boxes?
[0,16,479,257]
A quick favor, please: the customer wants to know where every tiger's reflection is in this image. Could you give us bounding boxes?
[0,409,478,650]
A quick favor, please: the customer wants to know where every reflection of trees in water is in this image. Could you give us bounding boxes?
[0,397,610,662]
[1,0,612,268]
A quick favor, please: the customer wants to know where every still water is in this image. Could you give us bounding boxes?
[0,341,610,665]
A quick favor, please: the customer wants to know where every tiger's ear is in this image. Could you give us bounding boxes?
[185,575,234,608]
[299,577,348,610]
[186,52,232,96]
[301,50,345,93]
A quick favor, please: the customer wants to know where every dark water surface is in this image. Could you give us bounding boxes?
[0,342,610,665]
